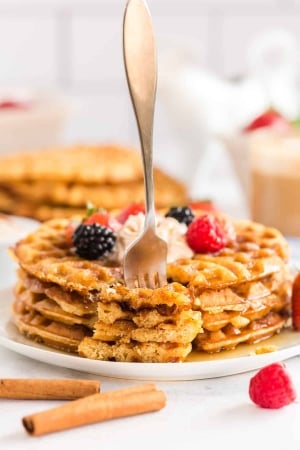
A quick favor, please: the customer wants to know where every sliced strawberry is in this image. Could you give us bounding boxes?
[116,203,145,224]
[65,222,76,247]
[291,272,300,330]
[244,109,289,133]
[84,212,110,227]
[188,200,217,213]
[84,212,120,232]
[0,100,28,109]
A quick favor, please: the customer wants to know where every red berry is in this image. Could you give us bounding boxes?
[85,212,109,227]
[249,362,297,409]
[116,203,145,224]
[84,212,120,231]
[65,223,75,246]
[188,200,217,213]
[0,99,28,109]
[291,272,300,330]
[244,109,289,133]
[186,213,227,253]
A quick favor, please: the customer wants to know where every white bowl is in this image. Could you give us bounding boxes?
[0,215,40,288]
[0,88,70,155]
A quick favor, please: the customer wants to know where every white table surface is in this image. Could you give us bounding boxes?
[1,344,300,450]
[1,233,300,449]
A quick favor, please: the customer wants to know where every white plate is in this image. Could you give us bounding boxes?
[1,287,300,381]
[0,215,40,289]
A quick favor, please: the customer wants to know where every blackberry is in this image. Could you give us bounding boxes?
[73,223,116,260]
[165,206,195,226]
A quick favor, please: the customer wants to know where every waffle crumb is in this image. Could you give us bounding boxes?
[254,345,278,355]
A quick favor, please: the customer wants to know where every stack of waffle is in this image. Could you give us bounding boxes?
[13,268,97,353]
[10,214,292,362]
[0,144,187,221]
[79,283,202,362]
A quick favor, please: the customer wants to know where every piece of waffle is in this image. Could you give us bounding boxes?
[78,339,192,363]
[12,297,92,353]
[221,219,290,262]
[18,269,97,316]
[194,311,287,353]
[93,313,201,344]
[0,189,87,221]
[14,283,96,329]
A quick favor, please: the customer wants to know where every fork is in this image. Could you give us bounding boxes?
[122,0,167,289]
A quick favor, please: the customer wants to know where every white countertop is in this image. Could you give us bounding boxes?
[1,226,300,449]
[1,344,300,450]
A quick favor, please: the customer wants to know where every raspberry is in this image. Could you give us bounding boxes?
[73,223,116,260]
[249,362,297,409]
[165,206,195,225]
[291,272,300,330]
[186,214,227,253]
[116,203,145,224]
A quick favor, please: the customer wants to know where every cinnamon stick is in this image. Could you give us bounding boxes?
[22,383,166,436]
[0,378,100,400]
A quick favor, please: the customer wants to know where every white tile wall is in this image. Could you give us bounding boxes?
[63,89,134,144]
[0,0,295,126]
[0,16,57,84]
[70,15,124,85]
[0,0,298,214]
[222,14,300,78]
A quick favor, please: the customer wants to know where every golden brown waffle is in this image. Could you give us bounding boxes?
[0,190,86,221]
[0,144,188,221]
[80,268,290,361]
[13,219,287,294]
[93,311,201,344]
[167,253,286,291]
[78,338,192,363]
[0,167,186,209]
[12,297,92,353]
[194,311,287,353]
[12,278,96,353]
[0,197,105,222]
[14,283,96,329]
[10,215,293,362]
[18,269,97,316]
[193,272,290,313]
[195,289,290,344]
[0,144,144,184]
[12,270,201,361]
[221,219,290,262]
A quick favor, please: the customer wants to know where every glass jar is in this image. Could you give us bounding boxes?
[249,130,300,237]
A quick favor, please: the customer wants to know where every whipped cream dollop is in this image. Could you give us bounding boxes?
[112,212,193,263]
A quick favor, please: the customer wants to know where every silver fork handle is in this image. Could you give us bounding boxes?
[123,0,157,229]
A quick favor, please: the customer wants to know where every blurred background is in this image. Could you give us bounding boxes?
[1,0,300,219]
